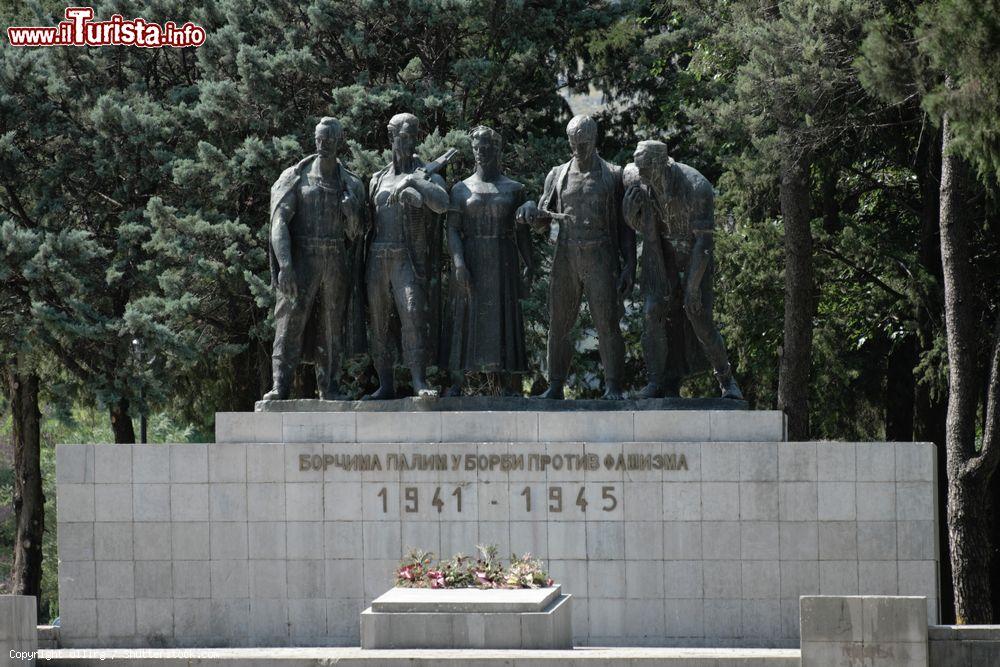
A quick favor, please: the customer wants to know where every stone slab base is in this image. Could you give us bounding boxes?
[38,647,801,666]
[255,397,749,413]
[361,594,572,649]
[929,625,1000,665]
[1,594,38,662]
[219,408,786,443]
[800,596,928,666]
[55,439,937,648]
[39,624,60,649]
[371,585,562,613]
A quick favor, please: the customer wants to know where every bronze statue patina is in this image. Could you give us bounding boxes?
[518,115,636,400]
[623,140,743,400]
[445,126,533,396]
[264,117,366,401]
[365,112,450,399]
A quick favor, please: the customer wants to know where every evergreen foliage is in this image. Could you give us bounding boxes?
[0,0,998,623]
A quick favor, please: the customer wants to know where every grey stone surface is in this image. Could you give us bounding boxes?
[361,593,572,649]
[56,435,940,649]
[254,396,749,412]
[0,595,37,661]
[371,585,560,613]
[216,412,282,443]
[223,409,785,443]
[133,445,170,484]
[37,646,803,664]
[800,595,928,667]
[57,444,94,484]
[712,411,785,442]
[928,622,1000,664]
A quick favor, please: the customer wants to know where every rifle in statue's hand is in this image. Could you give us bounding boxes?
[416,148,458,179]
[389,148,459,206]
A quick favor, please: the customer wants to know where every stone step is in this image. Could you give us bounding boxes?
[217,408,787,444]
[39,623,60,648]
[39,647,801,666]
[370,584,562,613]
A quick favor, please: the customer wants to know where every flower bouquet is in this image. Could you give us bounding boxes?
[394,544,555,589]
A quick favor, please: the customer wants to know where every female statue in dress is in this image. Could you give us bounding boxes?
[444,126,534,395]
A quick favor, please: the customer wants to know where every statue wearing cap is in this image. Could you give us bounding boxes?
[263,117,367,400]
[623,140,743,399]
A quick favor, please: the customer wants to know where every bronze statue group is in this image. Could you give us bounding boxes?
[263,112,743,402]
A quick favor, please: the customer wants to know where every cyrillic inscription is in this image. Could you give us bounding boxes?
[299,451,688,473]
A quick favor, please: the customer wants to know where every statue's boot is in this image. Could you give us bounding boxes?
[408,358,438,398]
[442,371,463,398]
[601,380,626,400]
[262,385,288,401]
[715,364,744,400]
[538,381,564,400]
[637,381,665,399]
[262,366,290,401]
[601,345,627,400]
[363,364,395,401]
[403,347,438,398]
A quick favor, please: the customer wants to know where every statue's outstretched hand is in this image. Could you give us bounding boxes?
[515,201,540,227]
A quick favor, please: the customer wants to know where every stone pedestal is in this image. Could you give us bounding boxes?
[223,405,787,443]
[361,586,572,649]
[800,596,929,666]
[1,595,37,666]
[53,406,940,648]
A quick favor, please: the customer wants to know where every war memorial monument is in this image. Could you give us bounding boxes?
[35,114,966,666]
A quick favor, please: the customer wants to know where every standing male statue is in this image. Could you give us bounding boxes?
[518,114,636,400]
[263,117,366,401]
[623,139,743,399]
[365,112,450,399]
[445,125,533,396]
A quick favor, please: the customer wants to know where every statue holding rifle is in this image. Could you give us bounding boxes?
[365,111,455,399]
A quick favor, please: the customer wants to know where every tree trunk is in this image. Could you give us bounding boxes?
[777,143,814,441]
[5,360,45,604]
[885,335,916,441]
[914,121,953,621]
[983,312,1000,618]
[991,472,1000,617]
[949,478,995,623]
[110,396,136,444]
[939,113,999,623]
